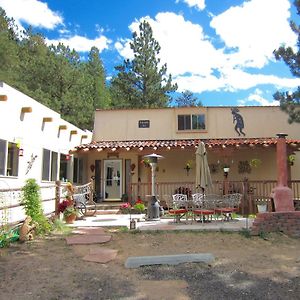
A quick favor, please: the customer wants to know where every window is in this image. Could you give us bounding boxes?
[42,149,58,181]
[0,139,19,177]
[178,115,191,130]
[138,120,150,128]
[73,157,84,184]
[178,114,205,130]
[59,154,68,181]
[192,114,205,130]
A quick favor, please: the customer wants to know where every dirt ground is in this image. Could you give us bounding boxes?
[0,229,300,300]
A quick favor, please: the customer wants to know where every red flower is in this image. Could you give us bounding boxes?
[136,197,143,204]
[58,199,74,213]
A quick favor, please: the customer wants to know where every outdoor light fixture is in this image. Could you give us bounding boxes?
[223,167,230,178]
[143,153,163,220]
[19,148,24,157]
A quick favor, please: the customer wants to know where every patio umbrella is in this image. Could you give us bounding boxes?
[195,141,212,193]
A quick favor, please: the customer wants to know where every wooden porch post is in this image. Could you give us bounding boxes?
[55,180,61,217]
[270,134,294,212]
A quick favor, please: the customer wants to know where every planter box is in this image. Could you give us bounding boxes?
[257,204,267,213]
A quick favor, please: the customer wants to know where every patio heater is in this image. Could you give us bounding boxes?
[144,153,163,220]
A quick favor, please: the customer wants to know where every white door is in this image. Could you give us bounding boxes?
[104,159,122,201]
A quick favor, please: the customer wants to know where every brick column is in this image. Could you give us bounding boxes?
[270,134,294,212]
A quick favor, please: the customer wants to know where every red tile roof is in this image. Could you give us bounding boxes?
[73,137,300,152]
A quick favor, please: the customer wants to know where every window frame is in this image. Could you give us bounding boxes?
[177,113,206,131]
[42,148,58,182]
[73,157,84,184]
[0,139,19,177]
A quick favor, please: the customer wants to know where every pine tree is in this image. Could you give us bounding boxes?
[175,90,203,107]
[273,0,300,123]
[86,46,111,110]
[111,20,177,108]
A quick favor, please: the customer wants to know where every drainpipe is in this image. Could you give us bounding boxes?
[270,133,294,212]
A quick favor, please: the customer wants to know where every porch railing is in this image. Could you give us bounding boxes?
[0,182,68,227]
[130,180,300,215]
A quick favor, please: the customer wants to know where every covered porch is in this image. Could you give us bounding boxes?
[130,179,300,215]
[73,136,300,214]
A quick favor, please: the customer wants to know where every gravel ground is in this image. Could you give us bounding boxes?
[0,230,299,299]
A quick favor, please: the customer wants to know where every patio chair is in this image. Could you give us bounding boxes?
[192,193,215,223]
[168,194,188,223]
[214,193,242,221]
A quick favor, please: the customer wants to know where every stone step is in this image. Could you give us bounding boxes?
[95,202,122,211]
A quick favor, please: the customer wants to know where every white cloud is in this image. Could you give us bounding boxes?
[115,39,134,60]
[46,35,111,53]
[0,0,63,30]
[210,0,297,68]
[115,1,299,95]
[117,13,224,77]
[238,89,279,106]
[176,0,205,11]
[174,70,300,94]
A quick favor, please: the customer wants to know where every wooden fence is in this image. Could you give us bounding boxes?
[0,181,67,227]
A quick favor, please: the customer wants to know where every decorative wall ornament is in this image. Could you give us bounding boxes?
[238,161,251,174]
[25,154,38,175]
[249,158,262,168]
[231,108,246,136]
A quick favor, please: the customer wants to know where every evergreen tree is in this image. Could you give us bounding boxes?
[175,90,203,107]
[0,7,20,84]
[86,46,111,110]
[273,0,300,123]
[0,7,110,130]
[111,20,177,108]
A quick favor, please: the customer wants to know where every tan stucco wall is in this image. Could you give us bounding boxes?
[93,106,300,141]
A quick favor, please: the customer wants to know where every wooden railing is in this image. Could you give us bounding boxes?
[0,182,68,226]
[130,180,300,215]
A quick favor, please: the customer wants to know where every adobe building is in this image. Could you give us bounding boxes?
[73,106,300,207]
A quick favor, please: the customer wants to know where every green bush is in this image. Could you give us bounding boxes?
[21,179,51,234]
[133,203,145,213]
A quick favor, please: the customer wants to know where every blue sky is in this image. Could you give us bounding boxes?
[1,0,300,107]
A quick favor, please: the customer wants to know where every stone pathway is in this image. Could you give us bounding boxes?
[66,227,117,263]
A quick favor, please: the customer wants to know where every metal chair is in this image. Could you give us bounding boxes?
[192,193,215,223]
[215,193,242,221]
[168,194,188,223]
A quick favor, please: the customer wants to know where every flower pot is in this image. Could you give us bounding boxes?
[257,204,267,213]
[65,214,77,224]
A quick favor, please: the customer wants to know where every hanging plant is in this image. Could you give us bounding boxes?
[249,158,262,168]
[184,160,193,175]
[140,158,150,167]
[288,155,295,166]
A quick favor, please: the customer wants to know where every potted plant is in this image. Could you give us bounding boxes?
[58,198,78,223]
[250,158,262,168]
[133,198,145,213]
[288,154,295,166]
[255,198,268,213]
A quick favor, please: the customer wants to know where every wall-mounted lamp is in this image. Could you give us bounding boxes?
[223,167,230,178]
[19,148,24,156]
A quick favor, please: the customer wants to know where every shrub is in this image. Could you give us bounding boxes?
[21,179,51,234]
[133,203,145,213]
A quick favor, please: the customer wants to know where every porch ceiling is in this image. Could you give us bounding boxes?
[72,137,300,153]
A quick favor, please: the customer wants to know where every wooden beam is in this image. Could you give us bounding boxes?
[43,117,53,122]
[21,107,32,113]
[59,125,67,130]
[0,95,7,101]
[70,130,78,135]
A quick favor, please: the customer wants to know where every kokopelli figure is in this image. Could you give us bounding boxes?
[231,107,246,136]
[231,108,246,136]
